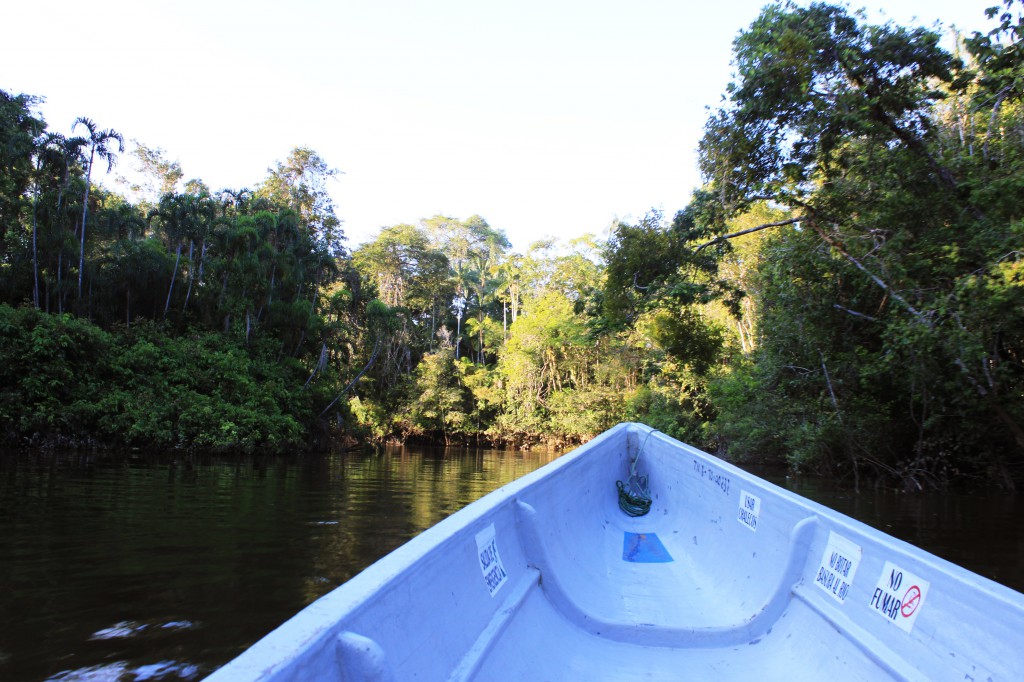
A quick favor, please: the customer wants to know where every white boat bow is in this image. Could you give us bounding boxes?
[205,423,1024,681]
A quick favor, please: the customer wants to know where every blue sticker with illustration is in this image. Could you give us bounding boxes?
[622,532,673,563]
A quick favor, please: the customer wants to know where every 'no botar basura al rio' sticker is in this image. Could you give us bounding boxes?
[475,524,508,597]
[814,531,862,604]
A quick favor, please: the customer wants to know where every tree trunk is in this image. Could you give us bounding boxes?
[184,240,207,313]
[78,150,95,302]
[182,240,196,312]
[31,184,40,309]
[57,251,64,314]
[983,88,1009,163]
[164,243,182,318]
[456,315,462,359]
[478,311,485,365]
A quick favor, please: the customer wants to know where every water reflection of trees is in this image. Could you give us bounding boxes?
[301,446,559,604]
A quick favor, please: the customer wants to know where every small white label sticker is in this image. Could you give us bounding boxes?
[738,490,760,531]
[869,560,930,633]
[814,531,862,603]
[475,524,508,596]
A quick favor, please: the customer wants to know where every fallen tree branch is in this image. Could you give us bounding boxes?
[833,303,877,322]
[302,343,329,389]
[694,217,803,252]
[808,222,926,321]
[320,336,383,417]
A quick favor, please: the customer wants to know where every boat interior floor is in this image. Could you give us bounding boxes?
[450,503,898,680]
[472,580,884,682]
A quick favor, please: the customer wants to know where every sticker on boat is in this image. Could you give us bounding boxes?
[475,524,508,596]
[622,532,673,563]
[814,531,862,603]
[738,490,760,531]
[869,560,930,632]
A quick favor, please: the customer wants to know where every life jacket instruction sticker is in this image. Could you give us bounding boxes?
[738,490,761,531]
[475,524,508,597]
[869,560,930,633]
[814,531,862,603]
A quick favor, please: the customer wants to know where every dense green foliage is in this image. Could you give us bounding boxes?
[0,93,351,452]
[1,2,1022,488]
[696,1,1024,489]
[0,306,311,451]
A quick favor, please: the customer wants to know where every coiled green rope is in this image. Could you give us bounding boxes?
[617,478,651,517]
[617,428,657,517]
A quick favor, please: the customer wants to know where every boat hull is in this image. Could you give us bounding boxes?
[205,423,1024,681]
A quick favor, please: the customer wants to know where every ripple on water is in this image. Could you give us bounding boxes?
[89,619,197,640]
[131,660,201,681]
[46,659,200,681]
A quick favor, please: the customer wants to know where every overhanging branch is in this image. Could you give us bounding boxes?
[694,217,803,252]
[320,335,383,417]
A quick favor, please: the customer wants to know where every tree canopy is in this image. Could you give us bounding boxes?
[0,1,1021,488]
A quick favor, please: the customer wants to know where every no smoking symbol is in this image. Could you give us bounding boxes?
[901,585,922,618]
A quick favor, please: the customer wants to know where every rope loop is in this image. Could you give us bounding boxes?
[617,477,651,517]
[617,427,657,517]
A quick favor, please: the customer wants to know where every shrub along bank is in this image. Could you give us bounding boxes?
[0,305,318,452]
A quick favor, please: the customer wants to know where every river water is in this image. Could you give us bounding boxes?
[0,446,1020,681]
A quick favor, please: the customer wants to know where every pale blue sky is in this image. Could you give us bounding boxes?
[3,0,997,251]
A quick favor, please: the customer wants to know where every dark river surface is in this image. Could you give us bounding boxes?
[0,445,1021,681]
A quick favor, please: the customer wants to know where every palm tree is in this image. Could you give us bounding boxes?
[180,195,215,315]
[52,134,88,312]
[149,192,214,318]
[32,133,86,312]
[72,117,124,303]
[31,132,66,308]
[216,187,252,217]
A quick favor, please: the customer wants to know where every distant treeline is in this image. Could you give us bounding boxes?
[1,2,1022,489]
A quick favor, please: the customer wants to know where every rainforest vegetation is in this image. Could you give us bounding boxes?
[1,2,1023,489]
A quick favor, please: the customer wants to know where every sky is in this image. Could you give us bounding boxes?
[3,0,998,252]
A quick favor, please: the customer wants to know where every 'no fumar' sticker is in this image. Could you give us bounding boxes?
[476,524,508,597]
[869,560,930,633]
